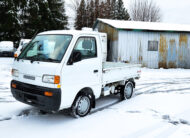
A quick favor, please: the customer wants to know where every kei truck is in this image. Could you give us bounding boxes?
[11,30,141,117]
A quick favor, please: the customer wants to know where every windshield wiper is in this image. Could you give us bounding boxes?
[25,55,39,63]
[42,58,59,62]
[23,54,59,63]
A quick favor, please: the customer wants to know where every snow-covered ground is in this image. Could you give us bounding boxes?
[0,58,190,138]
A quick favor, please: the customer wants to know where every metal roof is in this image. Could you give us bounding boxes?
[94,19,190,33]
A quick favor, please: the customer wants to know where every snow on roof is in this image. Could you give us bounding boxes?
[38,30,102,35]
[96,19,190,33]
[0,41,13,45]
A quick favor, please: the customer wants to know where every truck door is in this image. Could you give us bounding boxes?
[61,36,102,108]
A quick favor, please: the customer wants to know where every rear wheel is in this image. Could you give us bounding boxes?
[120,82,134,100]
[71,94,92,118]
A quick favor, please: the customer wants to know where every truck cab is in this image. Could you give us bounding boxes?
[11,30,141,117]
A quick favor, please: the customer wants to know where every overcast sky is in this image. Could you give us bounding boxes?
[124,0,190,25]
[65,0,190,26]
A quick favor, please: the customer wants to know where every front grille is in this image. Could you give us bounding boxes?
[23,75,35,80]
[15,82,44,96]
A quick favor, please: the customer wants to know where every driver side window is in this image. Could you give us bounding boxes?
[73,37,97,59]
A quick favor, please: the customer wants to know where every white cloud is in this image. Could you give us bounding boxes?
[124,0,190,24]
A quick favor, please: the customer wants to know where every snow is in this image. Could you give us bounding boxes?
[0,41,14,52]
[97,18,190,32]
[1,58,190,137]
[39,30,102,36]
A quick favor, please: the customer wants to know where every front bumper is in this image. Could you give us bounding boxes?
[11,80,61,111]
[0,51,14,57]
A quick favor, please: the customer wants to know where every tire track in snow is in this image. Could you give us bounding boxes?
[123,109,190,138]
[150,109,190,127]
[0,108,49,122]
[0,96,122,122]
[0,117,11,121]
[136,87,190,96]
[135,77,190,96]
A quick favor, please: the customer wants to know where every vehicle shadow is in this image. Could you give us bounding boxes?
[10,95,122,124]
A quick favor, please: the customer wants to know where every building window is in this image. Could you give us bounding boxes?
[148,41,158,51]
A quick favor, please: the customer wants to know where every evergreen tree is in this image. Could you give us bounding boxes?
[24,0,45,38]
[111,0,116,19]
[94,0,99,21]
[24,0,68,38]
[74,0,130,29]
[0,0,68,46]
[99,1,106,18]
[85,1,91,27]
[17,0,28,38]
[0,0,20,45]
[88,0,95,27]
[103,0,112,19]
[115,0,130,20]
[48,0,68,30]
[75,0,86,30]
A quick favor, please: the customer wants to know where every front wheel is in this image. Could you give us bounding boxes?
[71,94,92,118]
[120,82,134,100]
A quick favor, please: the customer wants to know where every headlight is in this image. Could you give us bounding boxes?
[11,69,19,77]
[42,75,60,84]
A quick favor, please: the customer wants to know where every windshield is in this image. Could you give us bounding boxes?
[18,35,72,63]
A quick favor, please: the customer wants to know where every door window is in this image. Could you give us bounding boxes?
[73,37,97,59]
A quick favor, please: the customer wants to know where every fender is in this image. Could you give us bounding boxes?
[73,87,96,108]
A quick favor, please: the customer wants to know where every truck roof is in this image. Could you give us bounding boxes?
[38,30,106,36]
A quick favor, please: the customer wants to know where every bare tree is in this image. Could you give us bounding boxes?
[66,0,81,11]
[130,0,161,22]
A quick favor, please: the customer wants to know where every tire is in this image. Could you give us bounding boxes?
[71,93,92,118]
[120,82,134,100]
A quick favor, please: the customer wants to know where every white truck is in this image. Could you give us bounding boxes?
[0,41,14,57]
[11,30,141,117]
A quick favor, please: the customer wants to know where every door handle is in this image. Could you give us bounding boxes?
[94,70,99,73]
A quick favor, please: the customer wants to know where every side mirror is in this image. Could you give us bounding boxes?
[73,51,82,63]
[68,51,82,65]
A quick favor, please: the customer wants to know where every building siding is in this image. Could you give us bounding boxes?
[118,30,190,68]
[94,21,190,69]
[94,22,118,61]
[118,31,159,68]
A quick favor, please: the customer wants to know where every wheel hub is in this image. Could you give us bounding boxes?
[77,96,90,115]
[124,84,133,98]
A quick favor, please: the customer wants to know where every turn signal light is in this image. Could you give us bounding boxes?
[42,75,60,84]
[137,70,141,73]
[54,76,60,84]
[44,91,53,97]
[12,83,17,88]
[57,84,61,88]
[14,54,18,58]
